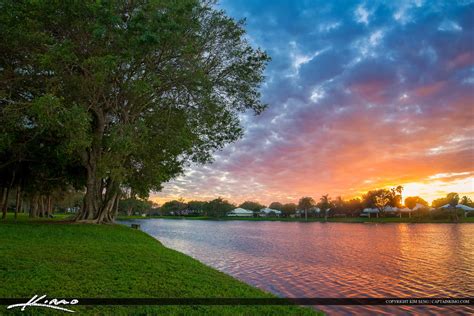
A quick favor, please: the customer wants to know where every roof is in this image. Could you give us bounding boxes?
[362,208,379,213]
[260,208,282,214]
[456,204,474,211]
[413,203,428,210]
[363,206,399,213]
[229,208,254,214]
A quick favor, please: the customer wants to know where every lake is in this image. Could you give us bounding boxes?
[121,219,474,315]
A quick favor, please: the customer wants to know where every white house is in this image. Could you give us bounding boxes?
[227,208,254,217]
[361,206,399,218]
[413,203,430,211]
[456,204,474,211]
[361,208,378,217]
[259,208,282,217]
[296,207,320,216]
[441,204,474,217]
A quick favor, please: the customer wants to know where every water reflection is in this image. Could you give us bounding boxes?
[121,220,474,315]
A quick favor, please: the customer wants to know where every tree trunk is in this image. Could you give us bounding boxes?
[76,108,106,222]
[29,195,35,218]
[1,188,5,219]
[94,181,119,224]
[40,195,45,218]
[2,186,10,219]
[76,156,100,220]
[30,194,39,218]
[47,196,52,216]
[15,185,21,220]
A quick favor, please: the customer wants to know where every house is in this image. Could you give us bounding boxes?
[440,204,474,217]
[361,208,378,217]
[227,208,254,217]
[361,206,399,218]
[295,207,320,217]
[259,208,282,217]
[457,204,474,217]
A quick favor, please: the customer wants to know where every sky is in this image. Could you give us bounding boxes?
[152,0,474,205]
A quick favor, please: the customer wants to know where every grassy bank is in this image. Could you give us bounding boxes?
[118,214,474,223]
[0,219,318,315]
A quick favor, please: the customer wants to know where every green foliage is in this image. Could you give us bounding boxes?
[0,0,270,222]
[203,197,235,217]
[268,202,283,211]
[404,196,428,210]
[362,186,403,213]
[281,203,297,216]
[317,194,332,211]
[447,192,460,207]
[160,199,188,215]
[432,197,448,208]
[238,200,265,212]
[187,200,206,212]
[298,197,316,211]
[432,192,461,208]
[460,196,473,207]
[119,198,153,215]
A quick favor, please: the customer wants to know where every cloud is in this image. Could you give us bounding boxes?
[152,0,474,205]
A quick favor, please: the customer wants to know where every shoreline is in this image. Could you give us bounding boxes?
[117,215,474,224]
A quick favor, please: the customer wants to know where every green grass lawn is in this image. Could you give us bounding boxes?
[118,214,474,223]
[0,218,318,315]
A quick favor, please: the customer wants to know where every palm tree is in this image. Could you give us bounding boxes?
[298,197,316,221]
[318,194,332,221]
[447,192,460,222]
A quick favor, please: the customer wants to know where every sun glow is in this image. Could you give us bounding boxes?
[401,177,474,204]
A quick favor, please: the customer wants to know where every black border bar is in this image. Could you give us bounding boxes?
[0,298,472,306]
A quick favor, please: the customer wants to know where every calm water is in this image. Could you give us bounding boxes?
[121,219,474,315]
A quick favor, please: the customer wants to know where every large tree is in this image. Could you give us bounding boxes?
[362,186,403,217]
[447,192,460,222]
[281,203,297,217]
[0,1,269,223]
[317,194,332,221]
[404,196,428,218]
[268,202,283,211]
[239,200,265,212]
[298,196,316,221]
[405,196,428,209]
[203,197,235,217]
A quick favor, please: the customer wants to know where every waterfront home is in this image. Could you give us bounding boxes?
[361,208,379,217]
[361,206,399,218]
[295,207,320,217]
[259,208,282,217]
[227,208,254,217]
[440,204,474,217]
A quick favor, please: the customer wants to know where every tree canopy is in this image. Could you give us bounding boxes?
[404,196,428,210]
[0,0,269,223]
[239,200,265,212]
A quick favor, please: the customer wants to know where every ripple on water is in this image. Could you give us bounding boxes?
[126,220,474,315]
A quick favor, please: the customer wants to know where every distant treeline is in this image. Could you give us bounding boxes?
[2,182,471,221]
[144,187,473,221]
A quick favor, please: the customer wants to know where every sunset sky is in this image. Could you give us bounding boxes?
[153,0,474,205]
